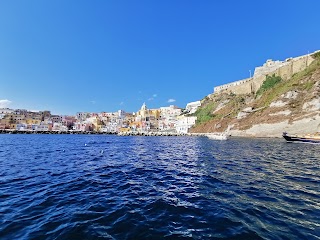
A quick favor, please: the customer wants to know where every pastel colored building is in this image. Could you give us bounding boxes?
[37,124,50,131]
[175,116,197,133]
[0,108,14,119]
[157,105,182,131]
[160,105,182,118]
[76,112,90,121]
[16,123,28,130]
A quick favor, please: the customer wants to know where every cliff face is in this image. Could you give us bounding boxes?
[190,54,320,138]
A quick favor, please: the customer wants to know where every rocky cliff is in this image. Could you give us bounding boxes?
[190,52,320,138]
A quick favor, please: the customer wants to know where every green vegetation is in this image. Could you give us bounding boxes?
[256,74,282,96]
[254,57,320,108]
[312,51,320,59]
[193,102,216,124]
[192,54,320,128]
[303,81,314,91]
[192,94,248,126]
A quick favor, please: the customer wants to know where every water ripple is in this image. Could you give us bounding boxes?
[0,135,319,239]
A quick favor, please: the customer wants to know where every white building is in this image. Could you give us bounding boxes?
[52,122,68,131]
[117,110,126,118]
[0,108,14,119]
[43,119,53,125]
[76,112,90,121]
[101,122,118,133]
[160,105,182,118]
[16,123,27,131]
[37,124,49,131]
[73,122,86,131]
[176,116,197,134]
[185,101,201,114]
[50,115,63,124]
[158,105,182,131]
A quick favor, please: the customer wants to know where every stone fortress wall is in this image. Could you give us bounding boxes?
[213,50,319,95]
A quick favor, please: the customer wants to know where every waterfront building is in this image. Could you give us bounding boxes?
[158,105,182,132]
[135,103,149,132]
[86,116,105,132]
[28,124,40,131]
[43,118,53,125]
[175,116,197,133]
[135,103,161,132]
[119,127,131,133]
[52,122,68,131]
[0,123,6,129]
[37,124,50,131]
[100,122,118,133]
[122,113,135,128]
[16,123,28,131]
[0,118,11,129]
[0,104,195,133]
[73,121,94,131]
[136,103,149,121]
[62,116,77,130]
[104,112,118,124]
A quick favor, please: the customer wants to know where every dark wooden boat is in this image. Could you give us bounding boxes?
[282,132,320,144]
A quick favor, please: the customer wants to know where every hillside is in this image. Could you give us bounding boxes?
[190,52,320,137]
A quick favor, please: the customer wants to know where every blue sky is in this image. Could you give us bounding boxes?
[0,0,319,115]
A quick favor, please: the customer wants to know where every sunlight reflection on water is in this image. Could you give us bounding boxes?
[0,135,319,239]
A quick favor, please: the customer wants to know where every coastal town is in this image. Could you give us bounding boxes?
[0,101,201,134]
[2,50,319,137]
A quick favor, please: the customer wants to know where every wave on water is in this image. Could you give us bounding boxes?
[0,135,319,239]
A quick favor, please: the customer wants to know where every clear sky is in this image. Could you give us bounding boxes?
[0,0,319,115]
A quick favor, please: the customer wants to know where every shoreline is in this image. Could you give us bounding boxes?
[0,129,284,139]
[0,129,190,136]
[0,129,116,135]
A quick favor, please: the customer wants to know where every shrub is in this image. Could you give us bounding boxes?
[193,102,216,124]
[312,51,320,59]
[256,74,282,96]
[303,81,314,91]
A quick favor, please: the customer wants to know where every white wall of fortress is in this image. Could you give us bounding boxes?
[213,51,318,95]
[214,77,254,95]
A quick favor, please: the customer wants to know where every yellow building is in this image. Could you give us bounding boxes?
[119,127,131,133]
[149,109,160,120]
[89,116,105,132]
[136,103,160,120]
[25,118,42,125]
[136,103,149,120]
[135,103,161,131]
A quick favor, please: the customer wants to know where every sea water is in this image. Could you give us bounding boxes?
[0,135,319,239]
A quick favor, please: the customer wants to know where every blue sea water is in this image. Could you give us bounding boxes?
[0,134,319,240]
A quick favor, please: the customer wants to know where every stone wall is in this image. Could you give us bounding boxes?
[213,51,318,95]
[215,78,254,95]
[214,77,253,94]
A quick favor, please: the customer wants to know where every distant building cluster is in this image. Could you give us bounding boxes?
[0,101,201,134]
